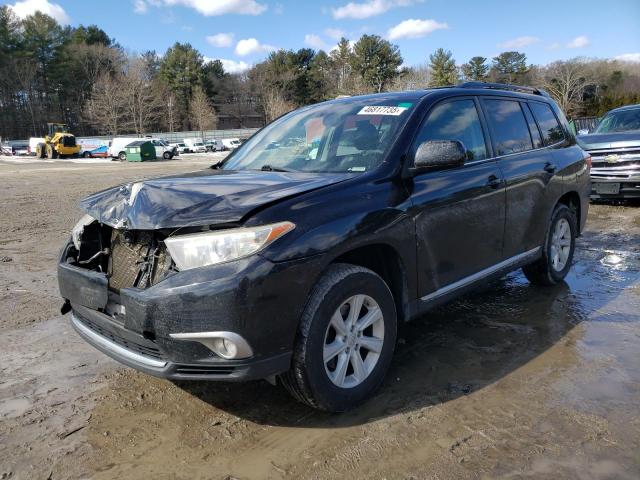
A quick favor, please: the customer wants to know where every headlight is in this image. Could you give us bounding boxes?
[164,221,295,271]
[71,214,96,250]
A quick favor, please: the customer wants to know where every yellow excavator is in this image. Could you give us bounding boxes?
[36,123,81,159]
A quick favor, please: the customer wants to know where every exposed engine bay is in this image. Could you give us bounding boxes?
[64,221,175,293]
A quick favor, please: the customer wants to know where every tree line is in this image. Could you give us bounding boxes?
[1,6,639,140]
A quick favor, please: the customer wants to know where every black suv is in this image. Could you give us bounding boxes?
[58,83,590,412]
[577,103,640,199]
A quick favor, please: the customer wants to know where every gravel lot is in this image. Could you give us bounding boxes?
[0,154,639,480]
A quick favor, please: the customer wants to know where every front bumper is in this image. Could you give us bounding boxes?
[59,242,323,381]
[70,307,291,381]
[590,172,640,198]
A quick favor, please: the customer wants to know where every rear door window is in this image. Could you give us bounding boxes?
[522,103,543,149]
[483,99,533,156]
[529,102,565,145]
[412,99,488,162]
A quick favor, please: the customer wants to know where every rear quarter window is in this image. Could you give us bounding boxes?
[529,102,565,145]
[483,99,533,156]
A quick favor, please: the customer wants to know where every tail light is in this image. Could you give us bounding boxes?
[585,155,592,170]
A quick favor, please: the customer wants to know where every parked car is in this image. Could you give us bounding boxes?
[577,104,640,199]
[78,138,109,158]
[205,139,224,152]
[13,143,30,156]
[221,138,241,150]
[58,83,590,412]
[109,137,175,160]
[184,138,206,153]
[170,143,192,154]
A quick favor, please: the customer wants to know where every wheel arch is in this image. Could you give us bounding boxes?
[331,243,410,323]
[556,191,582,234]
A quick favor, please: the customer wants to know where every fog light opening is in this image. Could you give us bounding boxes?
[213,338,238,359]
[169,331,253,359]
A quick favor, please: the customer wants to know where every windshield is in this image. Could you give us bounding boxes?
[223,98,414,173]
[594,108,640,133]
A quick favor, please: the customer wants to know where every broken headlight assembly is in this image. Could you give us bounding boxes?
[164,221,295,271]
[71,214,96,250]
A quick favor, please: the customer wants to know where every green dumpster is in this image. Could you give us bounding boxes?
[124,140,156,162]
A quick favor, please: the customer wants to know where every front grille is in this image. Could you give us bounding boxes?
[76,313,164,360]
[108,230,172,291]
[174,365,236,375]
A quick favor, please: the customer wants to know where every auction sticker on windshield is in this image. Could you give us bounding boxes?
[358,106,408,116]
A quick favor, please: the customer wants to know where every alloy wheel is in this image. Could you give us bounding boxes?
[323,294,385,389]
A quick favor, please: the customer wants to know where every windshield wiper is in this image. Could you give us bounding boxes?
[259,165,296,172]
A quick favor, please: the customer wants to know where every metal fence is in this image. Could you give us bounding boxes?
[570,117,600,134]
[4,128,260,146]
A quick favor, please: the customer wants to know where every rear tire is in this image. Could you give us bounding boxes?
[37,143,46,159]
[83,151,90,158]
[280,263,397,412]
[523,204,577,285]
[118,151,126,161]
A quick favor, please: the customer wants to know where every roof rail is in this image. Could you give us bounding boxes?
[458,81,551,98]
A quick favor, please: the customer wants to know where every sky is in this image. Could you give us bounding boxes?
[4,0,640,73]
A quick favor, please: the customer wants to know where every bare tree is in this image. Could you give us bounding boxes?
[262,89,295,122]
[540,59,592,116]
[84,73,126,136]
[13,59,39,135]
[122,58,164,135]
[189,85,218,138]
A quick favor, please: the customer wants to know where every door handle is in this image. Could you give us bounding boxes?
[544,162,557,174]
[486,175,501,189]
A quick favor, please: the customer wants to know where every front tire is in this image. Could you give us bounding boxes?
[118,151,126,161]
[523,204,577,285]
[163,151,171,159]
[280,263,397,412]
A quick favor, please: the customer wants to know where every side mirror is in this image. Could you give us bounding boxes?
[411,140,466,173]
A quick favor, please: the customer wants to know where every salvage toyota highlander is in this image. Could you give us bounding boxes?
[59,82,591,412]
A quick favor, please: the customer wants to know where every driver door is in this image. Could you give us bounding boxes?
[407,97,506,298]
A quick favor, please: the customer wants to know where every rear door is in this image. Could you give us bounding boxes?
[409,97,506,297]
[480,97,563,258]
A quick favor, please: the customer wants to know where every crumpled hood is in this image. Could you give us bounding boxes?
[80,169,352,229]
[577,131,640,151]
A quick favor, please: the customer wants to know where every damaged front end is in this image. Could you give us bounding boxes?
[61,217,176,315]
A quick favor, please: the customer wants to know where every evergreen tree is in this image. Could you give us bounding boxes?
[428,48,458,86]
[461,56,489,81]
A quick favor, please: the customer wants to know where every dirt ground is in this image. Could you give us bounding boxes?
[0,154,639,480]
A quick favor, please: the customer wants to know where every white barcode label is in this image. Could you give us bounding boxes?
[357,106,408,116]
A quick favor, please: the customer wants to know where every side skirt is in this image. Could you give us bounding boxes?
[408,247,542,319]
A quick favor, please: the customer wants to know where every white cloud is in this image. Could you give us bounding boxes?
[387,19,448,40]
[324,28,346,40]
[207,33,234,48]
[304,34,327,50]
[615,53,640,63]
[8,0,70,24]
[220,59,251,73]
[203,57,251,73]
[235,38,276,56]
[497,36,540,49]
[546,42,560,50]
[133,0,148,14]
[330,39,356,53]
[567,35,589,48]
[162,0,267,16]
[332,0,416,20]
